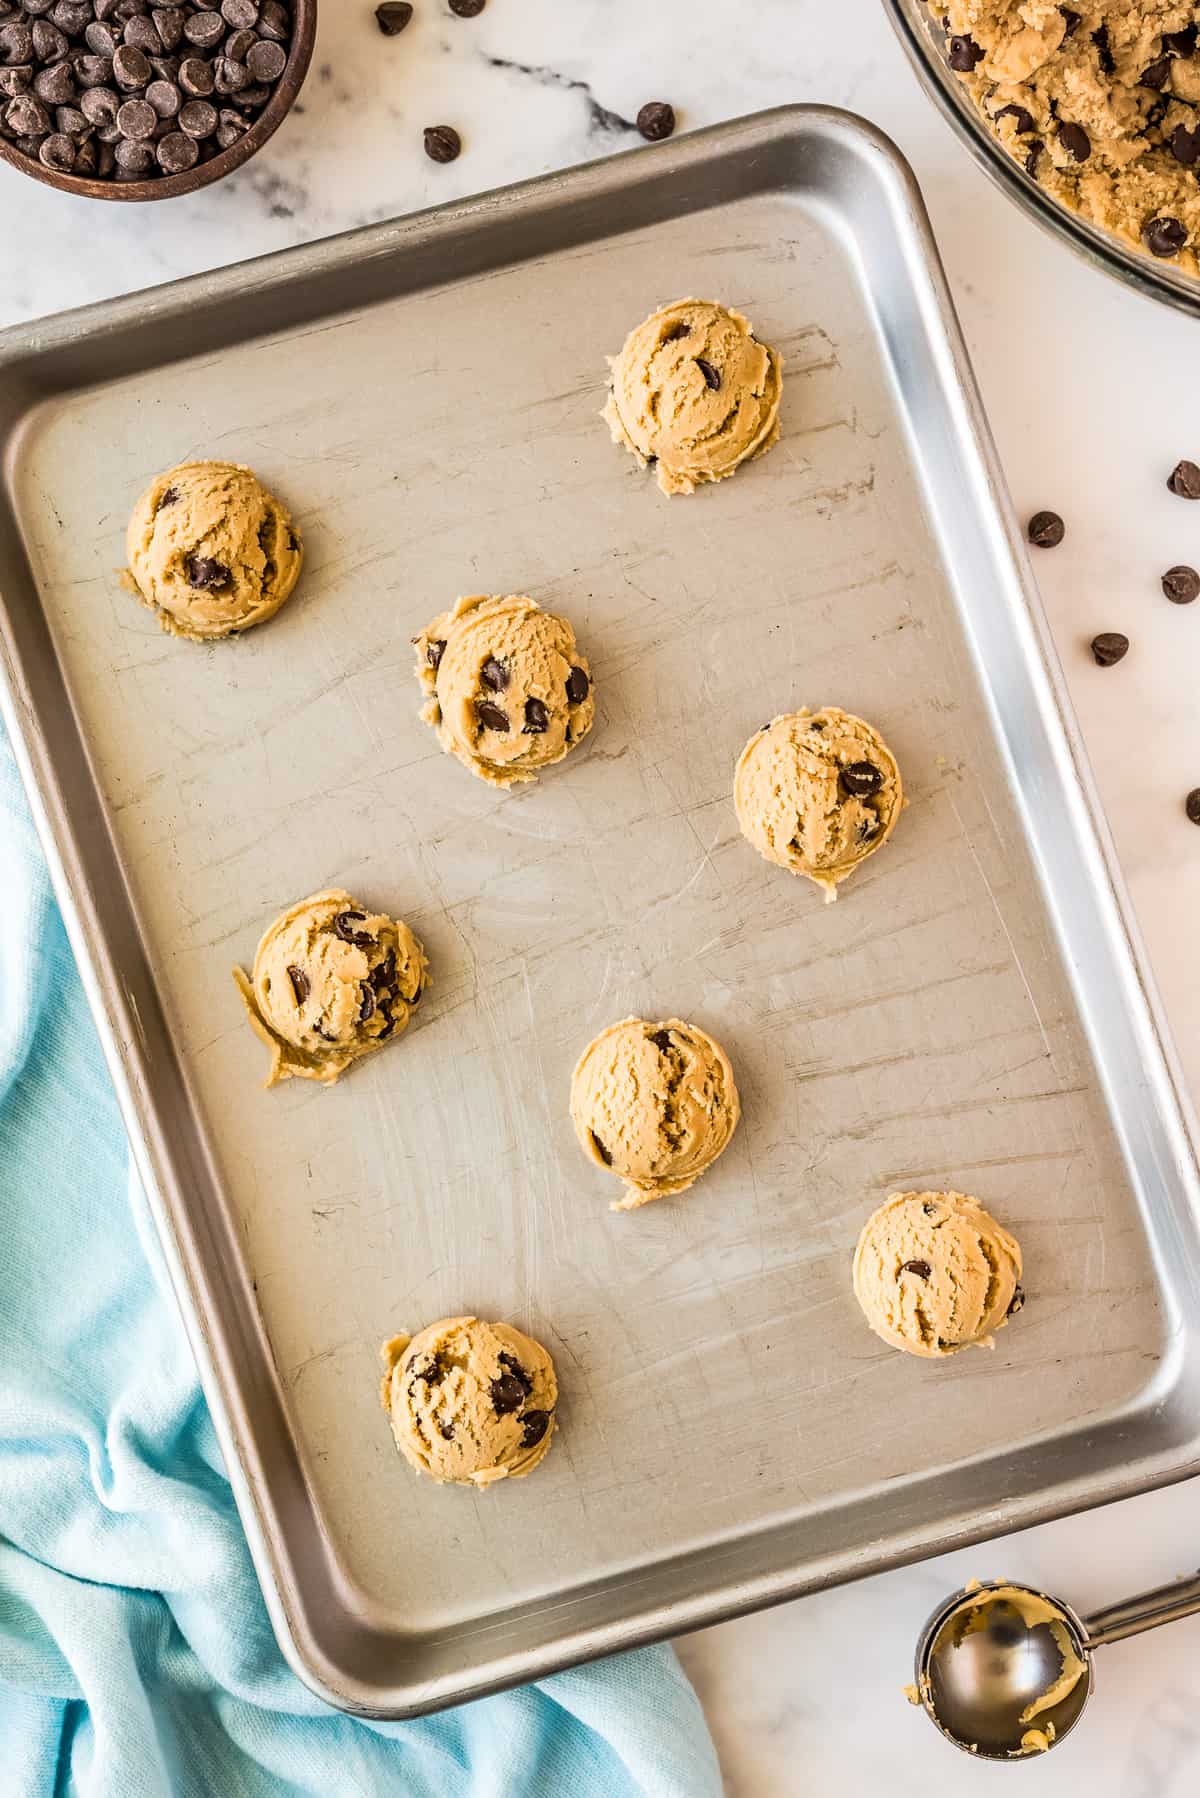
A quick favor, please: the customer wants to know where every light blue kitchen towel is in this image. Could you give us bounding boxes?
[0,725,723,1798]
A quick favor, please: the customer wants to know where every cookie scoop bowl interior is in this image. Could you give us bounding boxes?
[883,0,1200,317]
[0,0,315,204]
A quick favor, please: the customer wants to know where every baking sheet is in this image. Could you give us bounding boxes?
[3,108,1200,1716]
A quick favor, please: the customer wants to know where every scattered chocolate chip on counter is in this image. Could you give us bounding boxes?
[1090,631,1129,667]
[0,0,294,182]
[374,0,412,33]
[447,0,485,14]
[1168,459,1200,500]
[1027,508,1064,548]
[636,100,674,142]
[1187,788,1200,826]
[1162,564,1200,605]
[423,121,459,162]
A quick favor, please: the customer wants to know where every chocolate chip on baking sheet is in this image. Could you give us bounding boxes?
[520,1409,550,1448]
[475,699,509,733]
[1027,508,1064,547]
[636,99,675,141]
[1007,1286,1026,1317]
[423,122,460,162]
[1167,459,1200,498]
[1187,790,1200,826]
[448,0,485,14]
[839,761,883,798]
[1162,565,1200,604]
[1090,631,1129,666]
[374,0,412,32]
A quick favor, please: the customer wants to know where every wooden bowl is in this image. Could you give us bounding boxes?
[0,0,315,202]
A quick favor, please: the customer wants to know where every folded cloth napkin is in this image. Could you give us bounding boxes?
[0,726,722,1798]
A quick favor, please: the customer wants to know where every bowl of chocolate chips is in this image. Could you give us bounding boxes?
[0,0,314,198]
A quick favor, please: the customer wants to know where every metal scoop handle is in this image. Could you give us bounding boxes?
[1084,1570,1200,1649]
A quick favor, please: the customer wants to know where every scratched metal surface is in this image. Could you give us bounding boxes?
[3,112,1195,1710]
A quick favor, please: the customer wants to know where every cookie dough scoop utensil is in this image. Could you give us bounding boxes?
[914,1574,1200,1759]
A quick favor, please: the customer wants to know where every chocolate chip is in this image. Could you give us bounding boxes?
[143,73,177,112]
[1092,25,1114,74]
[0,21,32,62]
[178,54,214,93]
[1141,55,1171,88]
[409,1356,443,1385]
[224,26,254,61]
[370,948,396,991]
[1169,124,1200,167]
[1059,7,1081,36]
[84,18,117,52]
[695,357,720,391]
[178,95,216,135]
[286,963,309,1004]
[436,1420,455,1440]
[636,99,675,140]
[591,1130,613,1166]
[522,696,549,733]
[113,134,154,176]
[32,60,72,100]
[1163,25,1198,56]
[117,95,156,135]
[1145,215,1187,257]
[333,909,374,947]
[423,123,460,162]
[374,0,412,31]
[111,41,149,84]
[123,13,160,53]
[182,8,223,45]
[38,128,73,166]
[1090,631,1129,666]
[51,0,90,32]
[212,53,248,91]
[1028,508,1064,547]
[520,1409,550,1447]
[31,19,67,60]
[497,1351,532,1395]
[900,1259,932,1280]
[153,5,184,48]
[220,0,256,25]
[1187,789,1200,825]
[945,31,983,71]
[475,700,509,733]
[479,655,508,691]
[186,554,230,588]
[0,67,33,97]
[1024,141,1041,175]
[661,320,690,342]
[245,37,283,80]
[1163,565,1200,604]
[922,1201,938,1217]
[257,0,288,39]
[1168,459,1200,499]
[1007,1285,1026,1317]
[839,761,883,798]
[79,82,117,123]
[1058,120,1090,161]
[993,101,1034,134]
[214,107,244,146]
[73,132,95,170]
[358,983,376,1023]
[490,1372,526,1415]
[426,637,446,671]
[448,0,485,13]
[155,126,196,169]
[648,1028,672,1052]
[565,665,589,705]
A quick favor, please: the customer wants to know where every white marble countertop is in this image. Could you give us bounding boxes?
[7,0,1200,1789]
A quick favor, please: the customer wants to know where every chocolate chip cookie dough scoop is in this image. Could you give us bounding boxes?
[734,707,903,901]
[125,461,302,641]
[603,298,783,496]
[853,1191,1024,1359]
[234,890,427,1087]
[414,593,594,786]
[570,1018,740,1210]
[380,1316,558,1488]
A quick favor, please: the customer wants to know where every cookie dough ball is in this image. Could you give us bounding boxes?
[126,460,303,641]
[233,889,427,1087]
[570,1017,740,1211]
[380,1315,557,1488]
[415,593,595,787]
[603,298,782,496]
[734,707,903,902]
[853,1191,1024,1360]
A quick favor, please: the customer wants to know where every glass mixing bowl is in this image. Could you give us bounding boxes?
[883,0,1200,316]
